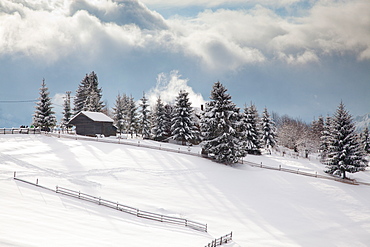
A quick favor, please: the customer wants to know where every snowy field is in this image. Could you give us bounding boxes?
[1,134,370,247]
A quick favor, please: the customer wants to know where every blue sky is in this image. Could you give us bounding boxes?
[0,0,369,127]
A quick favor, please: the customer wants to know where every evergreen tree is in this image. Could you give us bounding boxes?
[310,116,325,151]
[126,95,139,137]
[200,81,245,164]
[152,97,167,141]
[171,90,198,145]
[260,107,276,151]
[139,92,151,139]
[241,103,261,155]
[84,90,101,112]
[33,79,56,131]
[320,116,332,163]
[164,104,174,140]
[324,102,367,179]
[361,127,370,154]
[61,91,72,132]
[112,93,125,134]
[73,71,104,114]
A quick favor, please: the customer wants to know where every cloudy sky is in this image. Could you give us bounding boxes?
[0,0,369,127]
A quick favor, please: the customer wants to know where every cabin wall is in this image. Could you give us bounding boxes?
[70,114,116,137]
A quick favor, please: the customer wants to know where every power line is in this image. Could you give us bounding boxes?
[0,100,37,103]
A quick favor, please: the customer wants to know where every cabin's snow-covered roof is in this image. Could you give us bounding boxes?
[71,111,113,123]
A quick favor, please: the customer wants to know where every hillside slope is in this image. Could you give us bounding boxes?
[1,134,370,247]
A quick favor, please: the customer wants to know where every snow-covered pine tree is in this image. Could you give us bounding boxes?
[112,93,125,134]
[33,79,56,131]
[241,103,261,155]
[320,116,332,163]
[361,127,370,154]
[61,91,72,132]
[200,81,245,164]
[84,90,101,112]
[164,104,174,140]
[310,116,325,152]
[73,71,104,114]
[152,97,167,142]
[171,90,198,145]
[260,107,276,152]
[126,95,139,138]
[139,92,151,139]
[324,102,367,179]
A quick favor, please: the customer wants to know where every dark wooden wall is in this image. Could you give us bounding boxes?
[70,114,116,137]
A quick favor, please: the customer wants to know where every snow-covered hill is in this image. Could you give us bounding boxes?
[1,134,370,247]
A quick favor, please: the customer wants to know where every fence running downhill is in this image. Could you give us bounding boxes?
[55,186,207,232]
[205,232,232,247]
[13,176,207,232]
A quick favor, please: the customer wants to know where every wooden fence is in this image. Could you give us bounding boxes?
[0,128,41,134]
[12,175,207,232]
[205,232,232,247]
[55,186,207,232]
[241,160,370,186]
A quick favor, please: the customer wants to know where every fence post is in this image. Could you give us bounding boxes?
[14,171,16,178]
[36,178,38,185]
[279,165,281,170]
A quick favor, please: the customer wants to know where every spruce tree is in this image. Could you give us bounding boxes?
[324,102,367,179]
[361,127,370,154]
[320,116,332,163]
[200,81,245,164]
[33,79,56,131]
[73,71,104,114]
[241,103,261,155]
[126,95,139,137]
[260,107,276,152]
[139,92,151,139]
[152,97,167,141]
[61,91,72,132]
[112,93,125,134]
[171,90,197,145]
[310,116,325,152]
[164,104,174,140]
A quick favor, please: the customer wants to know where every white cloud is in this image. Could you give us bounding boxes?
[0,0,369,70]
[141,0,301,8]
[147,70,205,108]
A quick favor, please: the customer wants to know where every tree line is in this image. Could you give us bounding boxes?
[32,72,369,176]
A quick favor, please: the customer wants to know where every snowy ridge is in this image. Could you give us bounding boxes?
[2,134,370,246]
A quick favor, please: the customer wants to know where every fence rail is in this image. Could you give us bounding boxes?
[12,177,207,232]
[242,160,367,185]
[205,232,232,247]
[55,186,207,232]
[0,128,41,134]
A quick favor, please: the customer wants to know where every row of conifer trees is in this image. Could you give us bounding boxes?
[33,72,368,175]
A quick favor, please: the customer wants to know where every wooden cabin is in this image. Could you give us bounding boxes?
[69,111,117,137]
